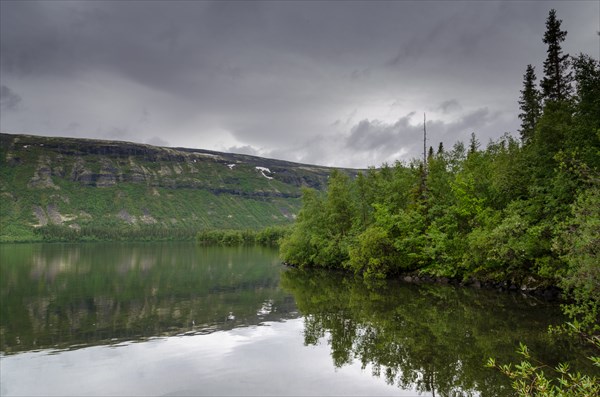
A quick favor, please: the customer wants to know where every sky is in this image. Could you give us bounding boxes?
[1,1,599,168]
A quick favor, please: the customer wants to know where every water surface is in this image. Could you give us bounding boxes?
[0,243,594,396]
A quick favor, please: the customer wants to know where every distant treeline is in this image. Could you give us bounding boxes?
[32,224,200,242]
[196,226,290,246]
[26,224,291,245]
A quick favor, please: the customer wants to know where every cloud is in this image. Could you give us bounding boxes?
[346,116,415,153]
[0,85,22,111]
[146,136,169,147]
[0,1,598,168]
[104,127,130,141]
[437,99,462,114]
[226,145,261,157]
[263,107,506,168]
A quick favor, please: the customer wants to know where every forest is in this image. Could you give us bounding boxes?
[279,10,599,393]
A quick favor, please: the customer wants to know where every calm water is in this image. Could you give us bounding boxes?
[0,242,595,396]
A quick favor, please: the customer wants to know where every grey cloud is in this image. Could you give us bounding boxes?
[146,136,169,147]
[340,108,503,166]
[65,122,81,133]
[346,115,415,153]
[262,107,504,169]
[227,145,261,157]
[1,1,598,168]
[140,108,150,124]
[437,99,462,114]
[103,127,129,141]
[0,85,22,110]
[344,117,421,166]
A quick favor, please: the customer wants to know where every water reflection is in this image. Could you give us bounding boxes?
[0,243,297,354]
[1,319,408,397]
[2,243,597,397]
[280,268,594,397]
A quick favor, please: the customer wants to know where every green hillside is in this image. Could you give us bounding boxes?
[0,133,357,242]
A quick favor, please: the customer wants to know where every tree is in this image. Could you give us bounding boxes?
[569,53,600,167]
[354,172,372,229]
[518,65,542,144]
[572,54,600,123]
[326,169,356,237]
[541,9,572,102]
[279,187,327,267]
[553,184,600,336]
[468,132,480,154]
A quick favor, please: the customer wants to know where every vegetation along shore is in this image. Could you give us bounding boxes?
[278,9,599,396]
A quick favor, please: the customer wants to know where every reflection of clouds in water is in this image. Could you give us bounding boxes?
[0,319,406,396]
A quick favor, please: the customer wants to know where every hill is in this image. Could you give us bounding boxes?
[0,133,359,242]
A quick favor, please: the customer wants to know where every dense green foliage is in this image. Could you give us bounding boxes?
[281,127,599,286]
[280,6,599,292]
[280,10,600,394]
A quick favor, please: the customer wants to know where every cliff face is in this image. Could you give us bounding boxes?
[0,133,357,241]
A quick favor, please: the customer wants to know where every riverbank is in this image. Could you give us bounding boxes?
[283,261,562,301]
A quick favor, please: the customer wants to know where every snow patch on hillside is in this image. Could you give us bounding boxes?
[255,166,273,180]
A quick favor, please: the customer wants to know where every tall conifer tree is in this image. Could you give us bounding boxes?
[468,132,480,154]
[541,9,572,102]
[518,64,541,144]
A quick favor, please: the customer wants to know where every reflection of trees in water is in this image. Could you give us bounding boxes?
[281,268,589,397]
[0,244,297,354]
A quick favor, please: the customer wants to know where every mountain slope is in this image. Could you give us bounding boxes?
[0,133,359,242]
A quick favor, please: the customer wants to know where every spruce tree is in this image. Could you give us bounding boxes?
[468,132,480,154]
[518,64,541,144]
[541,9,572,102]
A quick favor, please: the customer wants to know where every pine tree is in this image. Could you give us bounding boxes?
[541,9,572,102]
[518,64,541,144]
[468,132,480,154]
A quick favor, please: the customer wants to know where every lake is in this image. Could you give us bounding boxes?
[0,242,595,396]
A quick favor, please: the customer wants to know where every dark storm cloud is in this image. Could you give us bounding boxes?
[1,1,598,168]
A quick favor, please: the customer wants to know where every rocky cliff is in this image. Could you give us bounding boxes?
[0,133,358,241]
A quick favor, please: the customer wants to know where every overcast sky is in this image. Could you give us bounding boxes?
[1,1,598,168]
